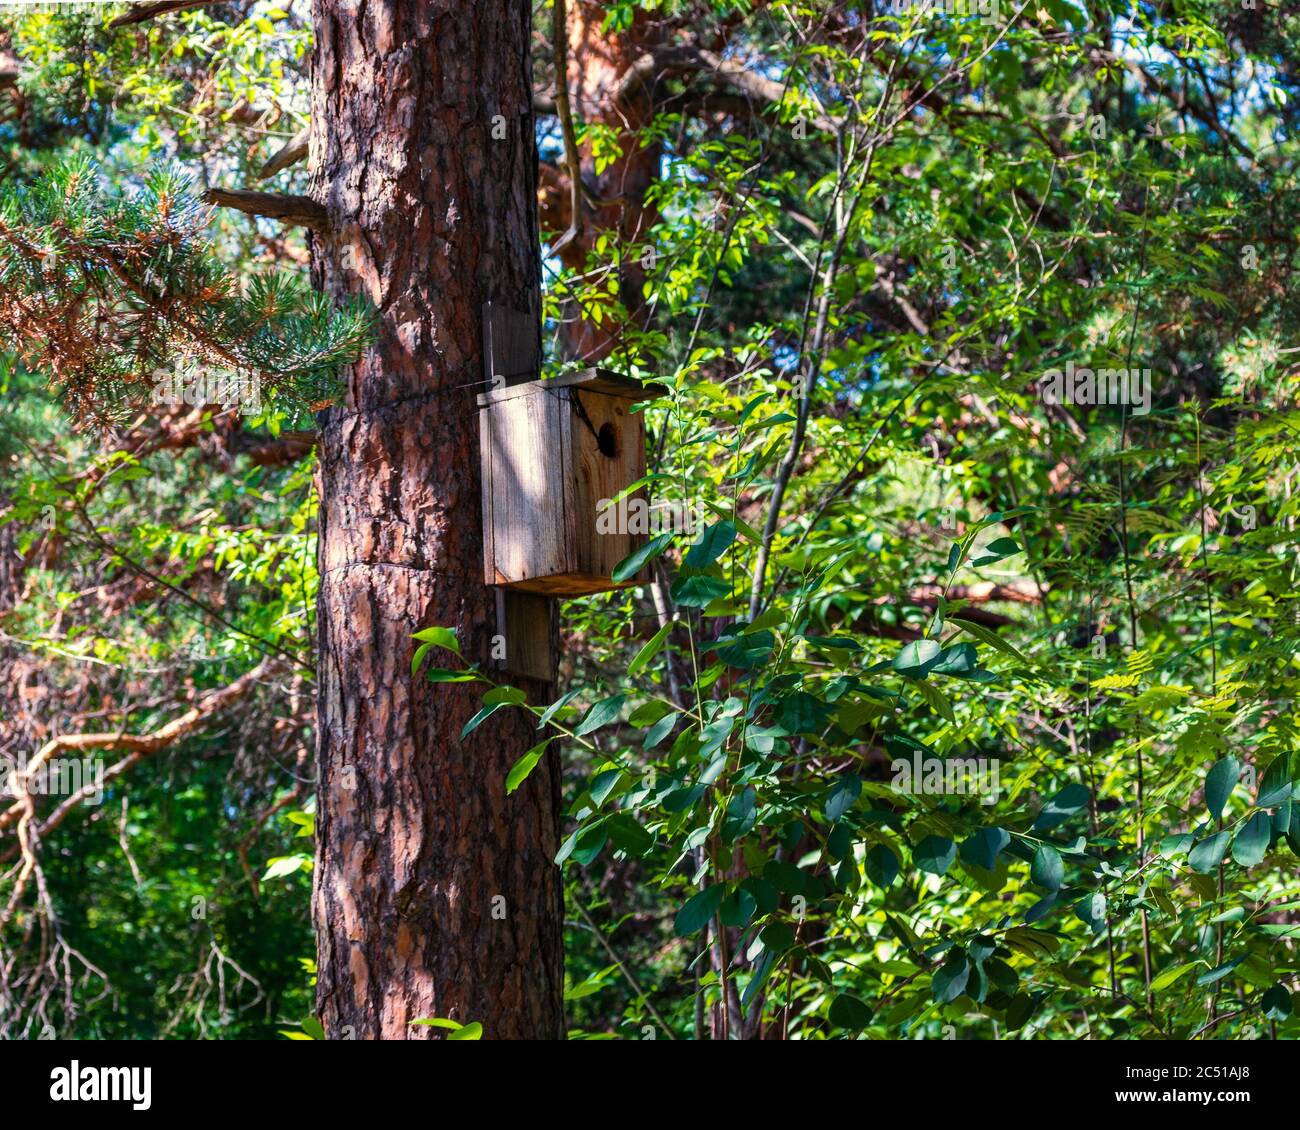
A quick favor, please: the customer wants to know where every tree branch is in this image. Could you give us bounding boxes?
[609,44,838,132]
[257,126,309,180]
[1089,47,1254,161]
[107,1,220,29]
[0,659,275,835]
[546,0,585,258]
[204,187,328,232]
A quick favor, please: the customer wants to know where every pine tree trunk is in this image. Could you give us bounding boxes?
[309,0,565,1040]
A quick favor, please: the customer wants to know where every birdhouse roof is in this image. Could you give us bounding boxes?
[477,367,667,407]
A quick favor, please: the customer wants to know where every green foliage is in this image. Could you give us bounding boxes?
[5,0,1300,1042]
[532,0,1300,1040]
[0,156,372,426]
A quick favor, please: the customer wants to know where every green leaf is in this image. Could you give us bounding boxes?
[892,638,941,676]
[1003,927,1060,958]
[763,859,806,895]
[628,700,673,727]
[828,993,873,1029]
[606,814,653,857]
[866,844,899,887]
[1030,844,1064,890]
[1074,892,1107,935]
[628,621,676,677]
[671,573,731,608]
[1005,992,1037,1031]
[824,774,861,822]
[412,625,460,654]
[1256,755,1294,808]
[575,694,628,737]
[722,787,757,843]
[685,520,737,568]
[1205,756,1240,819]
[425,668,481,684]
[262,853,311,881]
[1230,810,1270,868]
[1262,984,1293,1021]
[719,886,757,928]
[448,1022,483,1040]
[914,835,956,876]
[644,710,678,749]
[698,713,735,759]
[1195,956,1244,987]
[985,957,1018,996]
[411,641,432,676]
[590,768,622,806]
[506,740,552,795]
[714,628,775,670]
[779,691,832,734]
[1188,830,1232,873]
[915,680,954,722]
[703,499,760,543]
[537,689,581,728]
[970,537,1021,566]
[554,824,583,866]
[1034,782,1090,831]
[483,685,526,706]
[950,617,1031,664]
[612,531,674,583]
[1150,962,1199,992]
[928,642,979,676]
[802,634,862,652]
[959,826,1010,871]
[565,969,614,1001]
[570,822,609,865]
[461,702,505,739]
[932,952,970,1004]
[737,392,772,429]
[674,884,725,936]
[759,920,795,953]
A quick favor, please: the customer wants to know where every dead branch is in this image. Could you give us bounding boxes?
[257,126,309,179]
[108,1,220,29]
[0,658,275,834]
[204,188,328,232]
[887,581,1045,608]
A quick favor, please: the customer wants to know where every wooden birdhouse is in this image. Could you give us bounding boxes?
[477,368,665,595]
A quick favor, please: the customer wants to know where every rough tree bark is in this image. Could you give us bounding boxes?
[309,0,565,1040]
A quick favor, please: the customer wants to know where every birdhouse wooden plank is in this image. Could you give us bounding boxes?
[490,589,555,682]
[478,368,665,595]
